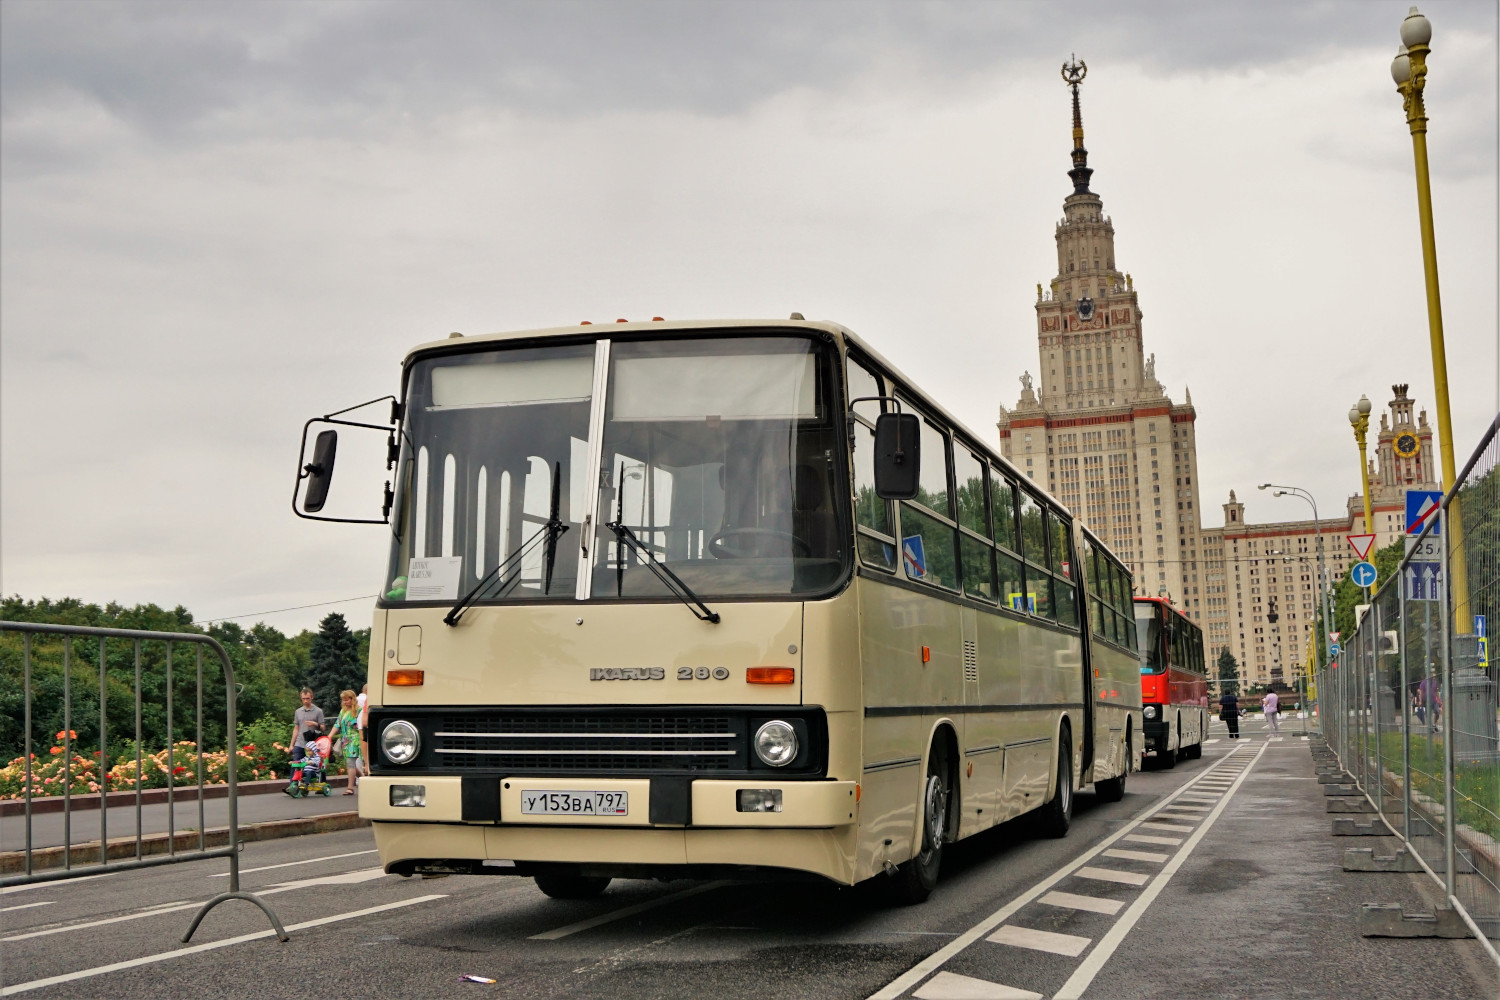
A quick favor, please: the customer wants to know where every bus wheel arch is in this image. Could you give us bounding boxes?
[1037,720,1074,838]
[889,724,958,905]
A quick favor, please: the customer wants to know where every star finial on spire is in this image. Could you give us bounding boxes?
[1060,55,1092,194]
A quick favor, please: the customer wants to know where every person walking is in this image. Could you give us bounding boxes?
[285,688,325,794]
[332,690,363,795]
[1264,688,1280,735]
[1219,690,1240,739]
[357,683,369,765]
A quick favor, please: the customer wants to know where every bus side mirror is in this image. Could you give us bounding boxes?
[301,429,338,512]
[873,413,920,499]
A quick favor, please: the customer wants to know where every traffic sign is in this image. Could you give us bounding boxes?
[1404,561,1441,601]
[1330,642,1341,657]
[1347,534,1377,561]
[1405,534,1441,560]
[1406,489,1443,536]
[1478,615,1489,670]
[1350,561,1378,588]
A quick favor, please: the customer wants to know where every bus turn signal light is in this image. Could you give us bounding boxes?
[387,669,424,686]
[746,667,794,685]
[921,646,931,663]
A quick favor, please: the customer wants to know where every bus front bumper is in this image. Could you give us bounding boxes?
[359,775,859,883]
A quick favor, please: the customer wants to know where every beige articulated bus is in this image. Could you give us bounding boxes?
[294,318,1142,903]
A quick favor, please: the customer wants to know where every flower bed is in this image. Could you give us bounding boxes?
[0,731,281,800]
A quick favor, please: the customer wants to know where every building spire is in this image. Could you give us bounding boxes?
[1061,55,1092,194]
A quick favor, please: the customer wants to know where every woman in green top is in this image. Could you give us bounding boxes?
[333,690,363,795]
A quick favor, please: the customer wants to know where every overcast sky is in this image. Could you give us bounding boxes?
[3,0,1496,634]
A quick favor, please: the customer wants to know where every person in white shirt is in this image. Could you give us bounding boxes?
[356,684,369,771]
[1263,689,1280,734]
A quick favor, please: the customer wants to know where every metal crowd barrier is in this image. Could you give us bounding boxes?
[0,621,287,943]
[1317,412,1500,965]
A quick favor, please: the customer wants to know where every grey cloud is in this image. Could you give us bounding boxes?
[4,0,1493,143]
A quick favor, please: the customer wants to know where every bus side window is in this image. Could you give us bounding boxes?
[896,406,958,590]
[1113,562,1134,650]
[1047,512,1078,629]
[848,358,897,573]
[990,468,1018,552]
[1083,537,1105,638]
[955,447,995,602]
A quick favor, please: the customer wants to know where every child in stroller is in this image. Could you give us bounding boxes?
[288,732,334,797]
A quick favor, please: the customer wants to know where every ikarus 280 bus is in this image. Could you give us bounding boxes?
[293,318,1142,903]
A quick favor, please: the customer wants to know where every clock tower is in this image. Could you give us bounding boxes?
[998,58,1206,614]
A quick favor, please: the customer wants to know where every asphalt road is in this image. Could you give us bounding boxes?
[2,720,1495,1000]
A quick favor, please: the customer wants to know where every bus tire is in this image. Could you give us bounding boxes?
[1157,722,1177,770]
[534,872,612,899]
[888,738,952,905]
[1036,734,1073,838]
[1094,762,1126,803]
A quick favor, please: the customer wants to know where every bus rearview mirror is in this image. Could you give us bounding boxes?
[300,429,338,513]
[873,413,920,500]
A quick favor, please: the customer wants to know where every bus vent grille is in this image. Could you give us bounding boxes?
[433,712,740,772]
[963,641,978,683]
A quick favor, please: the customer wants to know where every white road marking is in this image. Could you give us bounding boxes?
[260,867,388,894]
[529,880,729,940]
[1,902,199,941]
[1051,742,1269,1000]
[866,751,1249,1000]
[1139,821,1195,833]
[1103,849,1167,863]
[1074,867,1150,887]
[212,849,379,877]
[1160,804,1210,812]
[0,901,53,912]
[1178,795,1220,803]
[1202,739,1220,744]
[986,924,1090,957]
[1,873,119,896]
[912,972,1041,1000]
[0,894,447,996]
[1040,891,1124,915]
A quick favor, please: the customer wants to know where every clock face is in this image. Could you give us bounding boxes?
[1394,432,1420,458]
[1077,296,1095,321]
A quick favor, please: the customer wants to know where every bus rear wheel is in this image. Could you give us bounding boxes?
[1094,729,1128,803]
[888,740,951,905]
[1036,736,1073,838]
[534,872,612,899]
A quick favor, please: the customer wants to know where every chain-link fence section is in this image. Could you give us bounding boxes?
[1317,413,1500,964]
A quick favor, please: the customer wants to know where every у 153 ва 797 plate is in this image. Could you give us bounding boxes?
[520,790,629,816]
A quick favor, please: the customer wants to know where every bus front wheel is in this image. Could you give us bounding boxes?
[1037,737,1073,838]
[889,741,951,905]
[534,872,612,899]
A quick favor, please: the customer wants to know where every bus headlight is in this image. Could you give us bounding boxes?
[753,720,799,767]
[1143,705,1158,720]
[381,720,421,764]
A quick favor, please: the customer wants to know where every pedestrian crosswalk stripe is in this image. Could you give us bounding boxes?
[1075,866,1151,886]
[1040,890,1125,915]
[1202,739,1220,744]
[1140,821,1195,833]
[912,972,1043,1000]
[987,924,1092,957]
[1124,833,1182,846]
[1104,848,1168,863]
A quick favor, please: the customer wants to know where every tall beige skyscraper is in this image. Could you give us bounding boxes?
[998,59,1206,620]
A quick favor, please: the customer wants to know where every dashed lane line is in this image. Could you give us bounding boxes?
[1074,867,1149,887]
[0,894,448,996]
[1050,742,1268,999]
[0,902,53,912]
[529,880,730,940]
[867,747,1257,1000]
[211,849,379,877]
[1102,849,1166,863]
[2,902,199,942]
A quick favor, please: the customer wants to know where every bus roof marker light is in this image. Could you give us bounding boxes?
[387,669,424,686]
[747,667,794,684]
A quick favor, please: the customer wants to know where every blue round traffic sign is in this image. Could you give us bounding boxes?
[1351,561,1378,588]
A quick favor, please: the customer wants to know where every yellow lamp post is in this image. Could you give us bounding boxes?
[1348,395,1374,534]
[1391,6,1470,631]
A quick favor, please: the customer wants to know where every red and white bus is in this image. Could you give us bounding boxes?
[1133,596,1208,767]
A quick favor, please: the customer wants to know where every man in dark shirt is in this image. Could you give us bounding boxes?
[1219,690,1241,739]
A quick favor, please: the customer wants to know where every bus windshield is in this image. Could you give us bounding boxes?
[383,335,847,607]
[589,337,846,600]
[1135,605,1165,674]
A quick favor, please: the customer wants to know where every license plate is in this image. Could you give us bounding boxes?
[520,790,629,816]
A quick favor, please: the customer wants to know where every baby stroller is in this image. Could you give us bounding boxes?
[288,733,334,798]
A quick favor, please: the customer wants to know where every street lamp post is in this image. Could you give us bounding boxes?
[1348,396,1374,536]
[1260,483,1336,734]
[1390,6,1471,633]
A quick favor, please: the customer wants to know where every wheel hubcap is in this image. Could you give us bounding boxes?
[922,774,947,857]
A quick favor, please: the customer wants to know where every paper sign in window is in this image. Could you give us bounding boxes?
[407,556,464,600]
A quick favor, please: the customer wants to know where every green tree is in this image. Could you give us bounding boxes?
[307,613,363,716]
[1216,646,1239,696]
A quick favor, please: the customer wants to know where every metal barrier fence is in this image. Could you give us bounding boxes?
[1318,412,1500,964]
[0,621,287,943]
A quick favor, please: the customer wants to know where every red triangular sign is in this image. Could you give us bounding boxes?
[1348,534,1376,561]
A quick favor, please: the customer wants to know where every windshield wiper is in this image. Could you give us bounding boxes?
[604,520,721,624]
[444,460,569,626]
[603,460,719,624]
